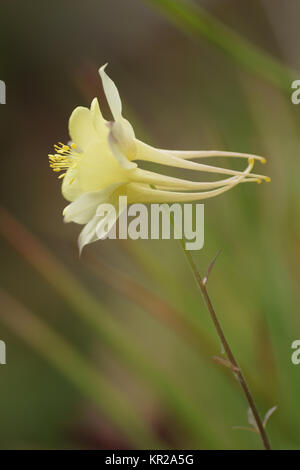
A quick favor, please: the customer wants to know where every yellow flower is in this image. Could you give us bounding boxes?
[49,64,269,251]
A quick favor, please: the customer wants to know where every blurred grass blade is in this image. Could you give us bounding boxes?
[121,240,273,404]
[143,0,296,93]
[85,251,267,395]
[0,289,163,449]
[83,251,215,355]
[0,206,218,447]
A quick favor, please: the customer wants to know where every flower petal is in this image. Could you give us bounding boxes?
[99,64,122,121]
[126,181,242,203]
[126,158,255,203]
[77,141,129,192]
[108,128,137,170]
[90,97,108,138]
[63,182,122,224]
[156,148,266,164]
[78,200,123,253]
[78,215,100,254]
[135,140,268,180]
[132,168,261,190]
[95,206,119,240]
[69,106,99,150]
[61,167,83,202]
[153,177,260,191]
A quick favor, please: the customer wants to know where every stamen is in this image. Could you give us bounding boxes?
[48,142,81,176]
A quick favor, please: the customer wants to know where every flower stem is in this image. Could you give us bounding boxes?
[180,245,271,450]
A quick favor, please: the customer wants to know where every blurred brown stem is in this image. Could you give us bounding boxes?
[181,247,271,450]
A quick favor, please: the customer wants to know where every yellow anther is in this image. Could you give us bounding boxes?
[248,157,254,165]
[71,143,77,149]
[265,176,271,183]
[58,173,66,179]
[261,157,267,164]
[49,141,81,176]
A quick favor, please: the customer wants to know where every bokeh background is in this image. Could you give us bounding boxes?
[0,0,299,449]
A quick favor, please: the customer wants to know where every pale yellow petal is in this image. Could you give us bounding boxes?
[78,201,120,253]
[69,106,99,150]
[126,181,241,203]
[135,140,268,180]
[99,64,122,121]
[90,97,108,139]
[153,177,261,191]
[132,168,261,190]
[156,148,266,164]
[95,206,119,240]
[108,127,137,170]
[78,215,100,254]
[61,167,83,202]
[63,184,121,224]
[126,158,254,203]
[77,141,129,192]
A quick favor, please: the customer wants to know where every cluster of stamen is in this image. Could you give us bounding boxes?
[48,142,79,179]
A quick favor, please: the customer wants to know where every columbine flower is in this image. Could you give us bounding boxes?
[49,64,269,252]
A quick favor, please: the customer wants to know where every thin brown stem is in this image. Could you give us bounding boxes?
[181,247,271,450]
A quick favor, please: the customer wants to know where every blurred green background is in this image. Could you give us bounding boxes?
[0,0,299,449]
